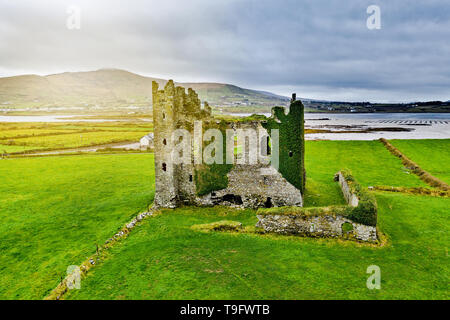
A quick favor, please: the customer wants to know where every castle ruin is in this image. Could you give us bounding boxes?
[152,80,305,209]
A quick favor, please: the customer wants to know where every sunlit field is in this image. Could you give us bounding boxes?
[0,154,154,299]
[389,139,450,183]
[0,121,153,153]
[1,139,448,299]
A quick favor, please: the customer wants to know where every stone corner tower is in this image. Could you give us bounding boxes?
[152,80,178,208]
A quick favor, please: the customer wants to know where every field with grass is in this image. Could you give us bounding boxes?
[0,121,153,154]
[66,194,449,300]
[0,154,154,299]
[0,139,448,300]
[389,139,450,184]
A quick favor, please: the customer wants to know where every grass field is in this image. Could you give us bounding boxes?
[389,139,450,184]
[8,131,146,149]
[0,129,79,139]
[0,144,46,153]
[0,140,448,299]
[0,154,154,299]
[66,194,449,300]
[303,140,427,207]
[0,121,153,154]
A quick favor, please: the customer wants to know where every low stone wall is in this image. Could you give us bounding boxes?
[256,214,377,242]
[255,170,378,242]
[337,172,359,207]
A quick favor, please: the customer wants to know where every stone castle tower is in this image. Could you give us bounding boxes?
[152,80,212,208]
[152,80,305,209]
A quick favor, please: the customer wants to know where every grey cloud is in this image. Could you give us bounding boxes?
[0,0,449,102]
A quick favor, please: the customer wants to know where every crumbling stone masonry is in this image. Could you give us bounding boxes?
[255,214,377,242]
[152,80,305,209]
[255,171,378,242]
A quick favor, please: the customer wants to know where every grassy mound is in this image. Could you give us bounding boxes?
[191,220,243,232]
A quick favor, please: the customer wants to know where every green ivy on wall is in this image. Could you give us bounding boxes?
[194,120,233,196]
[262,101,306,193]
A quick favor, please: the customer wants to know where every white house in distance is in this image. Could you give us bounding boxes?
[139,133,154,150]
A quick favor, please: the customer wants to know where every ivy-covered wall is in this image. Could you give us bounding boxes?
[194,120,233,196]
[257,169,378,227]
[262,101,305,193]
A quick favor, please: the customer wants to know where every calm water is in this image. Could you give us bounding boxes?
[304,113,450,140]
[228,112,450,120]
[306,112,450,120]
[1,113,449,140]
[225,112,450,140]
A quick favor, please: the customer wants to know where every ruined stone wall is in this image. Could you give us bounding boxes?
[262,102,305,193]
[152,80,304,209]
[255,214,377,242]
[255,170,378,242]
[338,172,359,207]
[153,81,178,208]
[153,80,214,208]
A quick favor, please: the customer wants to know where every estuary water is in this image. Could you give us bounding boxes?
[226,112,450,140]
[1,113,449,140]
[304,113,450,140]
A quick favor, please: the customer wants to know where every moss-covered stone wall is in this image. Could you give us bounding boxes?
[262,101,305,193]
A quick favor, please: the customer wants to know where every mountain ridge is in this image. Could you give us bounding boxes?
[0,68,290,111]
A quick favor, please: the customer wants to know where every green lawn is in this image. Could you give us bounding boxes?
[389,139,450,184]
[0,154,154,299]
[0,140,447,299]
[0,121,152,154]
[66,193,449,300]
[66,140,447,299]
[303,140,426,207]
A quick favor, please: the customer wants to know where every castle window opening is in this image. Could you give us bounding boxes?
[189,175,193,182]
[162,163,167,171]
[163,138,167,145]
[267,136,271,155]
[162,112,166,120]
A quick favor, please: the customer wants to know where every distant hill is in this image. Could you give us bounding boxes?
[0,69,290,112]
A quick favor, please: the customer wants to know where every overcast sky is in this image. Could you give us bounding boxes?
[0,0,449,102]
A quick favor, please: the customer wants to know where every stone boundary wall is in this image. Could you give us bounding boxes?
[45,209,156,300]
[256,214,377,242]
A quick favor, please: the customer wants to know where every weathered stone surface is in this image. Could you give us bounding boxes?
[198,165,302,209]
[152,81,304,209]
[256,214,377,242]
[338,172,359,207]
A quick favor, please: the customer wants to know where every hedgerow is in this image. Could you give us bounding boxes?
[379,138,449,191]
